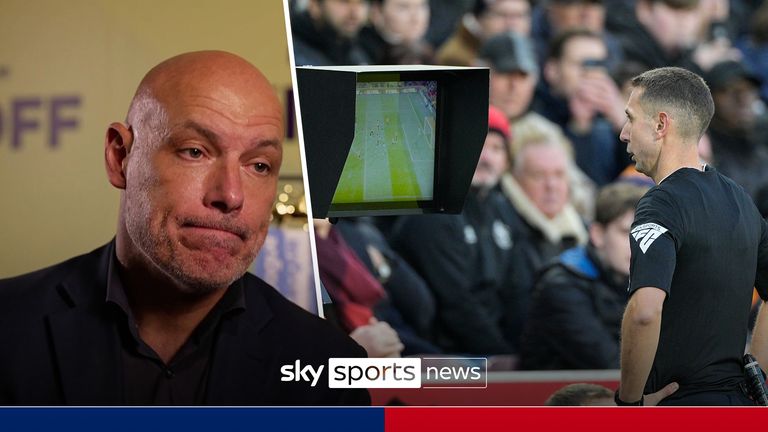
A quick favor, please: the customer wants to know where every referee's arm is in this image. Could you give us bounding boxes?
[752,303,768,367]
[619,287,667,404]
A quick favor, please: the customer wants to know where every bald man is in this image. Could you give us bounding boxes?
[0,51,369,405]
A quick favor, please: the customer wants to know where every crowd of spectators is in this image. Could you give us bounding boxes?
[290,0,768,369]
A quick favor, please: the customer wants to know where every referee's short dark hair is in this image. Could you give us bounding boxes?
[630,66,715,142]
[594,182,647,226]
[545,383,614,406]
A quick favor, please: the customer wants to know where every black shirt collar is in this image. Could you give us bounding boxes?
[105,251,247,345]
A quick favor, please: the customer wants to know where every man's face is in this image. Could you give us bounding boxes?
[639,0,702,53]
[620,88,661,179]
[546,35,607,98]
[478,0,532,39]
[472,131,509,188]
[514,144,570,219]
[122,84,282,293]
[489,68,537,120]
[374,0,429,44]
[591,209,634,276]
[713,78,760,131]
[317,0,369,39]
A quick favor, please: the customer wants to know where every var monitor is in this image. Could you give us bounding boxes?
[296,65,489,219]
[333,79,437,208]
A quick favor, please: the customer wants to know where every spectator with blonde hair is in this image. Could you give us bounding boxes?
[499,128,589,323]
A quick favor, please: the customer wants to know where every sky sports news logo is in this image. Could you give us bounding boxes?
[280,358,487,389]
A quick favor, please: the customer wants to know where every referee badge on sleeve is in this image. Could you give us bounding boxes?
[631,223,668,253]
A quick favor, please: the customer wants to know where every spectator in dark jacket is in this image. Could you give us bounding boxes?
[436,0,532,66]
[605,0,740,73]
[500,128,589,302]
[391,107,525,355]
[705,60,768,202]
[532,28,630,186]
[529,0,623,71]
[736,2,768,104]
[291,0,372,66]
[478,31,598,219]
[358,0,432,64]
[520,182,647,370]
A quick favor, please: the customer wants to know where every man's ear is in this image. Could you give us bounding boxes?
[656,112,670,138]
[105,122,134,190]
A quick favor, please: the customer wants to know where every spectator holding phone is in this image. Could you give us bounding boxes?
[533,28,630,186]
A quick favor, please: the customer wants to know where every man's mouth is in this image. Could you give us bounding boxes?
[181,219,248,241]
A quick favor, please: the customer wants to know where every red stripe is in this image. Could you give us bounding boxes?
[385,407,761,432]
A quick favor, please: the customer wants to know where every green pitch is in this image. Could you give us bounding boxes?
[332,88,435,204]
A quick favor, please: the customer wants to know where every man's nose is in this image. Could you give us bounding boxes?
[544,174,559,191]
[619,123,629,143]
[204,159,244,213]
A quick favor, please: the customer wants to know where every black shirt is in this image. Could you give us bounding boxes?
[628,167,768,402]
[0,241,371,405]
[106,253,245,405]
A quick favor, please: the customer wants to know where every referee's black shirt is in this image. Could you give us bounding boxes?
[628,166,768,402]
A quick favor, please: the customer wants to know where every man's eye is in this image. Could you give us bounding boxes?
[253,162,270,174]
[184,148,203,158]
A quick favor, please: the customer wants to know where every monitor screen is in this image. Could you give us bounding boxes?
[330,78,437,211]
[297,65,489,218]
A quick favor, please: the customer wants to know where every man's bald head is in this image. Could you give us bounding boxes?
[107,51,284,295]
[127,51,283,148]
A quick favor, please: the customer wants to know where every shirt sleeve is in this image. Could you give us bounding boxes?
[628,189,682,296]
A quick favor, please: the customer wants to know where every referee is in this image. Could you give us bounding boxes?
[616,67,768,406]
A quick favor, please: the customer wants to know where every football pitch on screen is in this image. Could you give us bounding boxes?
[332,86,436,204]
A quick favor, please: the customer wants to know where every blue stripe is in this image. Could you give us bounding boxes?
[0,408,384,432]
